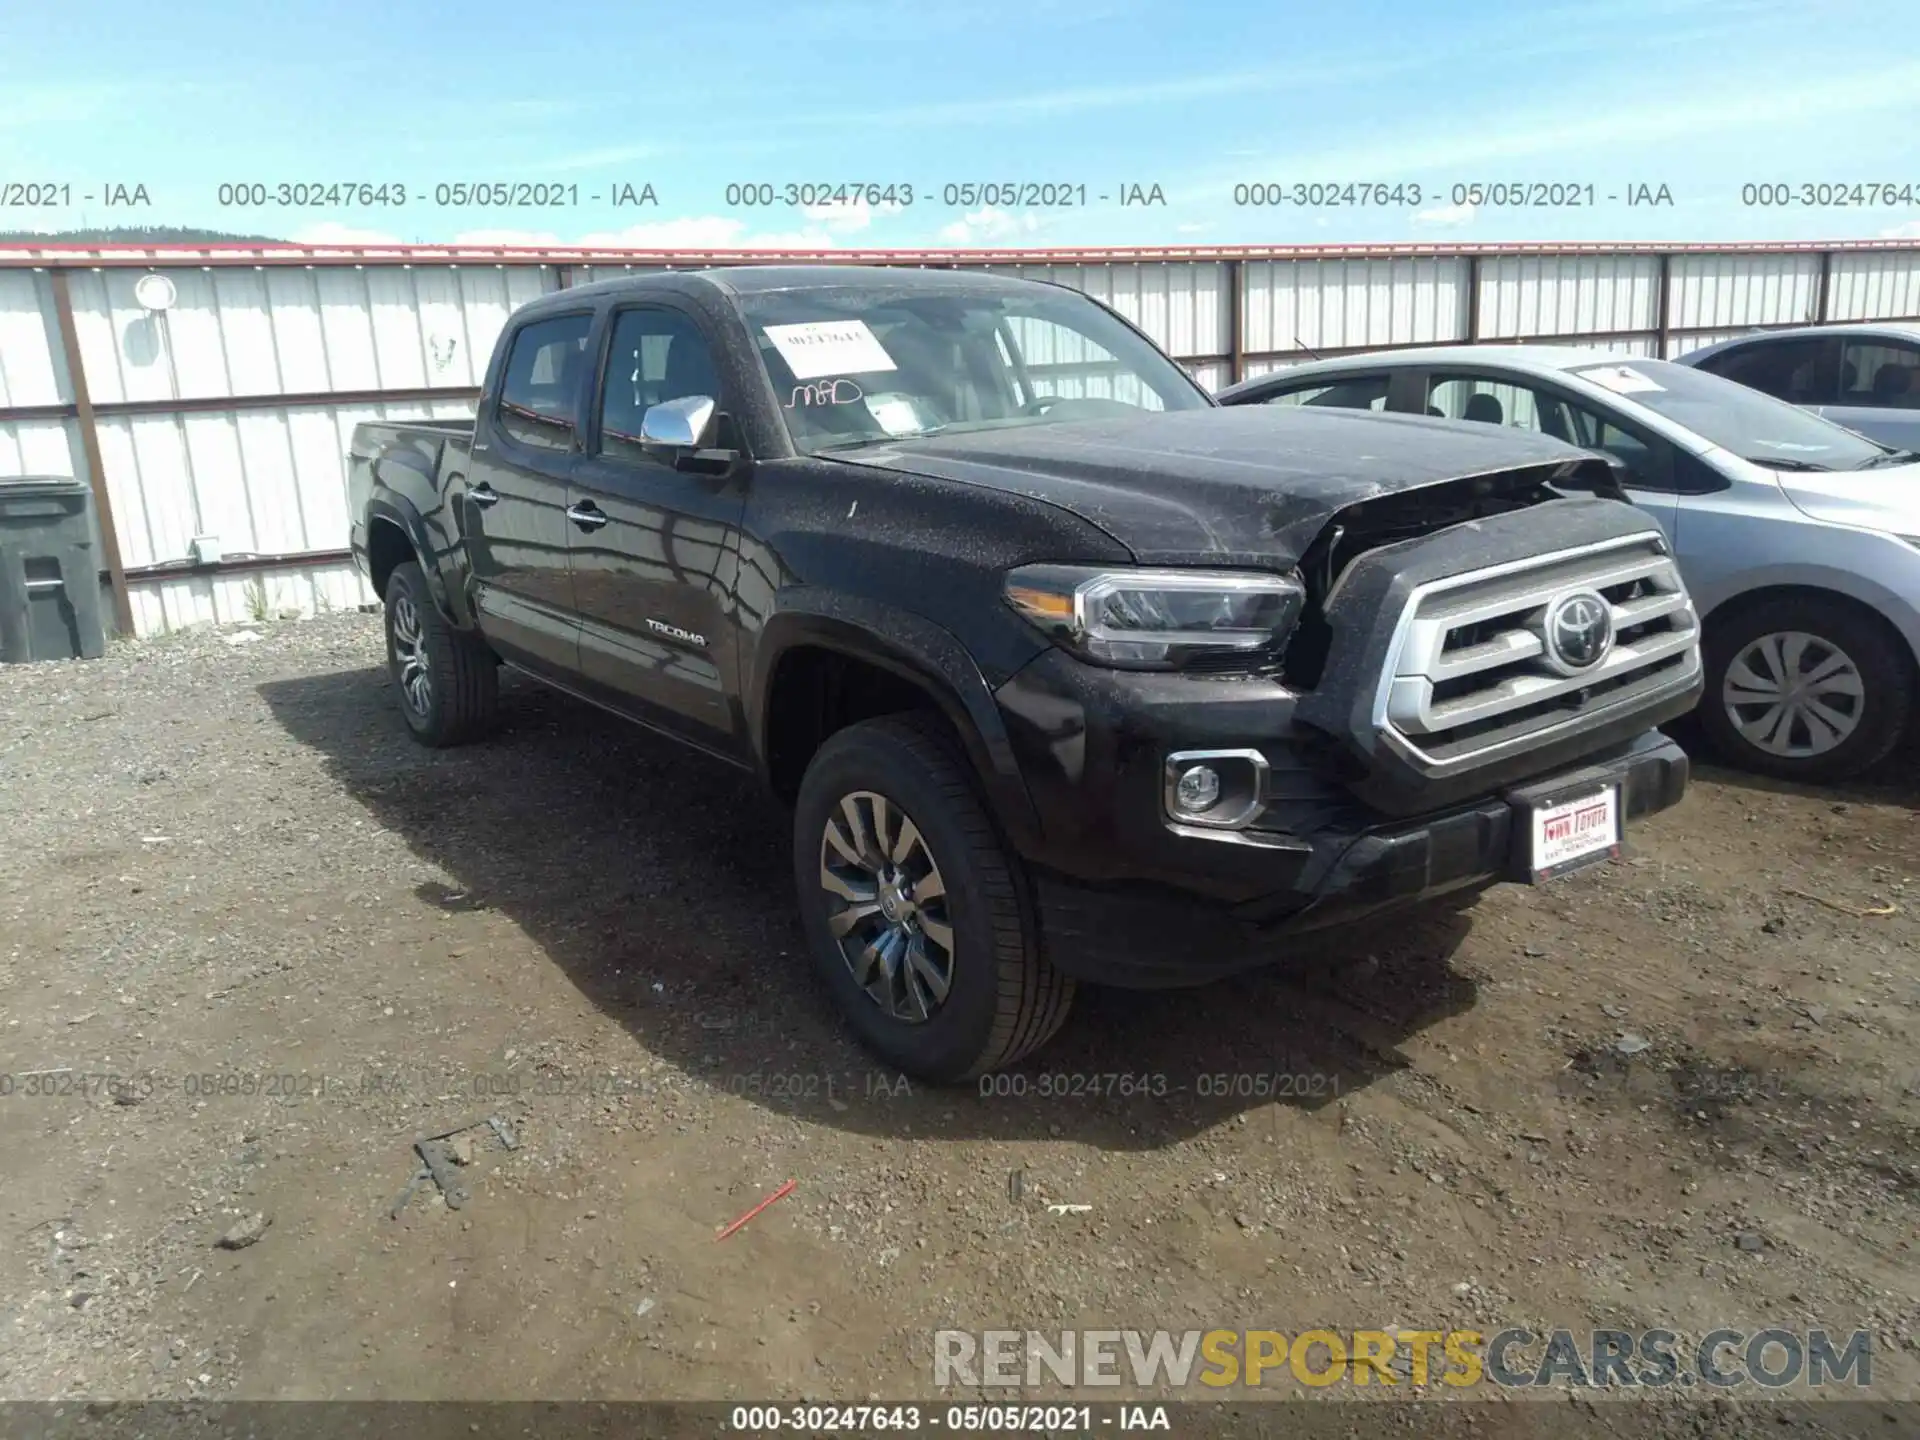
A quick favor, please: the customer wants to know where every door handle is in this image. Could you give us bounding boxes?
[566,501,608,531]
[467,483,500,508]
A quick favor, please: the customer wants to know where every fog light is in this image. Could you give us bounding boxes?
[1174,765,1222,813]
[1163,749,1269,832]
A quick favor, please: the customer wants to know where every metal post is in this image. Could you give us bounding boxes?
[1228,259,1246,385]
[1464,255,1481,342]
[1815,249,1833,323]
[1655,252,1673,357]
[48,267,134,637]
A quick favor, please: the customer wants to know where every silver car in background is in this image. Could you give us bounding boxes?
[1675,322,1920,452]
[1216,349,1920,783]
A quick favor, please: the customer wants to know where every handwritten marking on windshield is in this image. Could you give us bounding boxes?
[788,378,865,408]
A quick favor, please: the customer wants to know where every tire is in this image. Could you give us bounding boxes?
[792,713,1074,1083]
[1698,595,1912,783]
[383,561,499,747]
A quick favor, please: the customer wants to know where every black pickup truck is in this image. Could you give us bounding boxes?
[349,265,1703,1081]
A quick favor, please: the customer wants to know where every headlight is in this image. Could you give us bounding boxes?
[1003,564,1305,670]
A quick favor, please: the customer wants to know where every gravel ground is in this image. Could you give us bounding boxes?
[1,612,1916,1426]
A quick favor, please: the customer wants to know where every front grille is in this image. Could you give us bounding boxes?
[1376,532,1699,768]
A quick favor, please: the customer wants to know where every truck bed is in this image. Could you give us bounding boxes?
[348,418,476,527]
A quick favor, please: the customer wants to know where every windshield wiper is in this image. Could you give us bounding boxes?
[1744,456,1833,472]
[815,426,950,453]
[1854,449,1920,469]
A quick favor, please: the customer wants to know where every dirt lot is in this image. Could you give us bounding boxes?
[2,612,1916,1422]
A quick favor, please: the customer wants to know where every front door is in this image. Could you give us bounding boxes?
[1825,337,1920,451]
[464,311,593,676]
[568,302,748,753]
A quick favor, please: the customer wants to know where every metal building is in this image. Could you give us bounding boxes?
[1,239,1916,638]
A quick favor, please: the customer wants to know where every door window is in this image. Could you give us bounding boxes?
[1699,337,1838,404]
[599,308,723,461]
[1427,372,1669,489]
[1426,375,1580,440]
[1838,339,1920,409]
[1262,374,1391,410]
[497,314,593,451]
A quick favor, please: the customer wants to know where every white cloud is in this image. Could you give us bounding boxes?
[451,215,855,250]
[1413,202,1476,228]
[937,206,1046,245]
[798,197,907,235]
[289,221,407,245]
[1879,220,1920,239]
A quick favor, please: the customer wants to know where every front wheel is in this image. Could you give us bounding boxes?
[792,714,1074,1083]
[1698,596,1912,783]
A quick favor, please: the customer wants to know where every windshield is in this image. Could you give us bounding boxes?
[1567,358,1890,471]
[734,283,1211,453]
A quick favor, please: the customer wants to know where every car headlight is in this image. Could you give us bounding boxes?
[1003,564,1305,670]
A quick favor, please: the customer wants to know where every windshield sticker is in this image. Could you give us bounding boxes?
[865,394,930,436]
[763,320,898,380]
[788,378,865,408]
[1581,365,1665,395]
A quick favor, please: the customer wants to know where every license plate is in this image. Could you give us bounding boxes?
[1528,788,1620,880]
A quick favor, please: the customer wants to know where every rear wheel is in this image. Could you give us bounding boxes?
[793,714,1074,1083]
[383,561,499,747]
[1699,595,1911,783]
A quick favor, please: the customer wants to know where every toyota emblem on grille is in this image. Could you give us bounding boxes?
[1545,591,1614,672]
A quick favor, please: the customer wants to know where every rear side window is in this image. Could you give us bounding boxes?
[1838,339,1920,408]
[498,314,593,451]
[1263,375,1390,410]
[1698,337,1837,404]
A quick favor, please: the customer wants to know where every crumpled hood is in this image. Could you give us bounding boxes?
[833,404,1601,566]
[1772,460,1920,537]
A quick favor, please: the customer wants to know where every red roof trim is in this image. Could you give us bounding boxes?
[1,238,1917,268]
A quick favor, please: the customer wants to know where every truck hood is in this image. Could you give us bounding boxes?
[832,405,1600,566]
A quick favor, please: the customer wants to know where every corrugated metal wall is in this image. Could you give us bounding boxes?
[2,243,1916,637]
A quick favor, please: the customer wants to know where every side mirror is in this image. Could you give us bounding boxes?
[640,394,716,448]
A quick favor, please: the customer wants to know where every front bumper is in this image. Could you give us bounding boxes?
[1024,727,1688,988]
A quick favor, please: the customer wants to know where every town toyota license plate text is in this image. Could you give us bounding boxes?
[1529,788,1620,879]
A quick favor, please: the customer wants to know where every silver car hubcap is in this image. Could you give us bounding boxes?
[819,790,955,1024]
[1722,630,1864,758]
[391,594,432,716]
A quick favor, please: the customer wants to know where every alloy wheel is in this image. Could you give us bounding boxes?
[1721,630,1864,758]
[818,790,955,1023]
[391,593,433,717]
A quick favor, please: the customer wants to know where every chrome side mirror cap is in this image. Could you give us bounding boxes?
[639,394,715,448]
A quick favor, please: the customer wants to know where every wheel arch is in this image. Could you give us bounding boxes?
[1700,581,1920,678]
[364,492,458,621]
[750,598,1043,849]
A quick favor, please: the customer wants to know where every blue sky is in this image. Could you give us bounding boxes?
[4,0,1918,249]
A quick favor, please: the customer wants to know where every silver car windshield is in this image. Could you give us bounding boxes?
[735,285,1211,454]
[1568,358,1889,472]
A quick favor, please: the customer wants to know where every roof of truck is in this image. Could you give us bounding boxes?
[551,264,1049,305]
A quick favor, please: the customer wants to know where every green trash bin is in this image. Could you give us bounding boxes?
[0,477,108,664]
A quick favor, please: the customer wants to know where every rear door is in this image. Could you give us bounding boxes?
[464,311,593,675]
[1415,366,1686,540]
[567,301,748,752]
[1826,336,1920,450]
[1242,370,1420,413]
